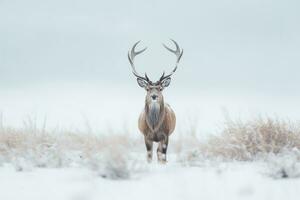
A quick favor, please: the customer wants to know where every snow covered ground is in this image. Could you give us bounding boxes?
[1,86,300,200]
[1,112,300,200]
[1,158,300,200]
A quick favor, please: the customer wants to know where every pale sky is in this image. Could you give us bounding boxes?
[0,0,299,95]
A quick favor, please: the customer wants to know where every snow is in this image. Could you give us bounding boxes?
[1,114,300,200]
[1,156,300,200]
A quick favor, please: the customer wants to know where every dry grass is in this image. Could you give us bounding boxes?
[0,128,134,157]
[0,127,145,178]
[199,117,300,161]
[1,116,300,170]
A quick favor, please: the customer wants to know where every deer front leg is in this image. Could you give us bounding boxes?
[157,136,169,164]
[144,137,153,163]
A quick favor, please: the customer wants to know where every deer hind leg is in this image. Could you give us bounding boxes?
[157,136,169,164]
[144,137,153,163]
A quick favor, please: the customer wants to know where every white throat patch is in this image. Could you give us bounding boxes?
[148,102,161,129]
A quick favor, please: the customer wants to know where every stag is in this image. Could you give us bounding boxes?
[128,40,183,163]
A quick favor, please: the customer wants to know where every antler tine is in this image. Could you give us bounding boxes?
[160,39,183,81]
[128,41,148,81]
[130,41,147,58]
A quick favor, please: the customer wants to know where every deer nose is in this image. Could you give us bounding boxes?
[151,95,158,100]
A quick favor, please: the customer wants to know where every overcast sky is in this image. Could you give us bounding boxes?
[0,0,299,95]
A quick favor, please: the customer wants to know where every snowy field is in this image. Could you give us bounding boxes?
[1,113,300,200]
[1,86,300,200]
[1,158,300,200]
[1,86,299,200]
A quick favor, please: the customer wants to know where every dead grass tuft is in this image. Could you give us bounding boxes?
[199,118,300,161]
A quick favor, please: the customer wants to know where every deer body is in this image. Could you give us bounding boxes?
[128,40,183,163]
[139,103,176,140]
[138,101,176,162]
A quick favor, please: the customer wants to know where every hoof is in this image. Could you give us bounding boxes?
[158,160,167,164]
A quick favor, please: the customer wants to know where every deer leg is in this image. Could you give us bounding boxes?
[157,143,162,162]
[157,136,169,163]
[144,138,153,163]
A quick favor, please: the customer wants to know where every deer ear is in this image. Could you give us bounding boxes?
[161,77,171,88]
[137,78,148,88]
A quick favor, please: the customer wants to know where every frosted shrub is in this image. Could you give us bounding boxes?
[0,126,147,179]
[265,148,300,179]
[177,149,202,166]
[200,118,300,161]
[99,148,130,179]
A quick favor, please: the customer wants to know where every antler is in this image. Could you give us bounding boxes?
[128,41,150,82]
[159,39,183,82]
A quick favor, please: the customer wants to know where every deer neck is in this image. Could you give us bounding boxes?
[145,99,165,133]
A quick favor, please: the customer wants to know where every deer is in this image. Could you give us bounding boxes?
[128,40,183,163]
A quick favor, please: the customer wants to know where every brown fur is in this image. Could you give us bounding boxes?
[138,103,176,138]
[137,85,176,163]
